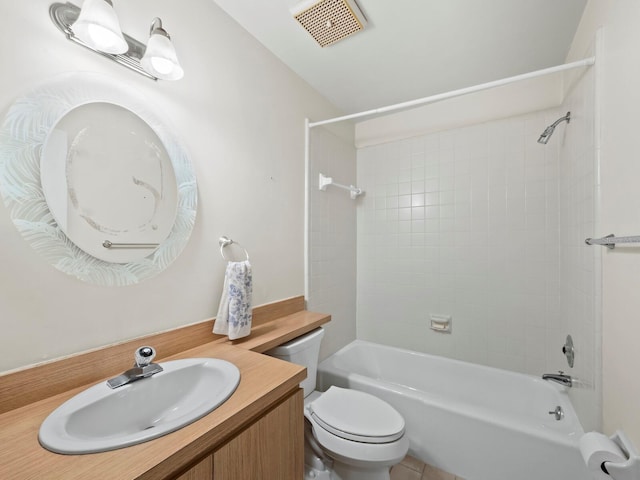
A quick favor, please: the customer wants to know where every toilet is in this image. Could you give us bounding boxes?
[266,328,409,480]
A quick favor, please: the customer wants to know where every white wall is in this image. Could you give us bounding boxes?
[307,127,358,360]
[567,0,640,444]
[0,0,351,372]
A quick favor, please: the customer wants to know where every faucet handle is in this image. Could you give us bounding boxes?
[134,346,156,367]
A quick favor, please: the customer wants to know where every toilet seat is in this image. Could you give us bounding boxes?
[305,388,410,467]
[307,386,405,444]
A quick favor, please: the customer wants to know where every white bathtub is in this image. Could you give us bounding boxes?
[317,340,591,480]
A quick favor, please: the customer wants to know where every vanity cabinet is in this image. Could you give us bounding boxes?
[0,299,329,480]
[176,389,304,480]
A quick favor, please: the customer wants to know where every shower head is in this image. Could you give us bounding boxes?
[537,112,571,144]
[537,126,555,145]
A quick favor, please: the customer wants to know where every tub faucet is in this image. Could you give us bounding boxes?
[542,371,572,388]
[106,346,164,389]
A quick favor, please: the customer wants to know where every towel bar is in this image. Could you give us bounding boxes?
[102,241,159,249]
[219,236,250,261]
[585,234,640,249]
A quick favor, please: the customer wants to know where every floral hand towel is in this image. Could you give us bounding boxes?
[213,260,253,340]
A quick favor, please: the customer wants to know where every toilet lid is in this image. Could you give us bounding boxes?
[308,386,405,444]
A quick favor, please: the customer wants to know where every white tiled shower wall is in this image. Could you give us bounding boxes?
[308,127,358,360]
[356,69,599,429]
[357,110,564,372]
[308,61,599,431]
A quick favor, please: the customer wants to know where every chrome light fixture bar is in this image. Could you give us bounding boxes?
[50,2,182,81]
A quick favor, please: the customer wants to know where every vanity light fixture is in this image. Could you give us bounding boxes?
[70,0,127,54]
[49,2,183,81]
[140,18,184,81]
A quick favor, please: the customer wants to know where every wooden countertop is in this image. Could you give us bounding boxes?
[0,298,330,480]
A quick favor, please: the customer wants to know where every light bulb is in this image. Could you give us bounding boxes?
[87,24,125,51]
[150,57,174,76]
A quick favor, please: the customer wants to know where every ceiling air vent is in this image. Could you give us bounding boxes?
[292,0,367,48]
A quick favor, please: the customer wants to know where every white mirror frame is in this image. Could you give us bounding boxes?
[0,73,197,286]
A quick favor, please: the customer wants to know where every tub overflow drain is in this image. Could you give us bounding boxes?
[548,406,564,421]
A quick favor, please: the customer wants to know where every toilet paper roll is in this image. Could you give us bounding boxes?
[580,432,627,480]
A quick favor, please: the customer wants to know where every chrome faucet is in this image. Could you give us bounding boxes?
[542,371,572,388]
[106,346,164,389]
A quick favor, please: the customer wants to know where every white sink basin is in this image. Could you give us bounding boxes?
[39,358,240,454]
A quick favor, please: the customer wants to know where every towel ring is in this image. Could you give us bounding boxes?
[219,236,250,262]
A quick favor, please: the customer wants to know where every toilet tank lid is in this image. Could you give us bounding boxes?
[266,328,324,355]
[308,386,405,443]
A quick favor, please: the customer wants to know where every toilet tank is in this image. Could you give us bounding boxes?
[265,328,324,397]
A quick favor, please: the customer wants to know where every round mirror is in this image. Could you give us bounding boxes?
[41,102,178,263]
[0,73,197,286]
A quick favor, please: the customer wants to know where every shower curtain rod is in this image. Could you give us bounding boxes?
[303,55,595,300]
[308,56,596,128]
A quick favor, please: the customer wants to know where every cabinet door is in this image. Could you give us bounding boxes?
[213,389,303,480]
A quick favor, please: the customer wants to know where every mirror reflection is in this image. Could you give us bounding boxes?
[41,103,178,263]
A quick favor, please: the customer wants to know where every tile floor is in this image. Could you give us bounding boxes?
[390,455,464,480]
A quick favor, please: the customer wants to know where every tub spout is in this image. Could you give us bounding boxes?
[542,371,572,388]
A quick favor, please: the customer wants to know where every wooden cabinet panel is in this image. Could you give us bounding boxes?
[174,454,213,480]
[172,389,303,480]
[213,389,303,480]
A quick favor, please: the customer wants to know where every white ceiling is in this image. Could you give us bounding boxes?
[213,0,587,115]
